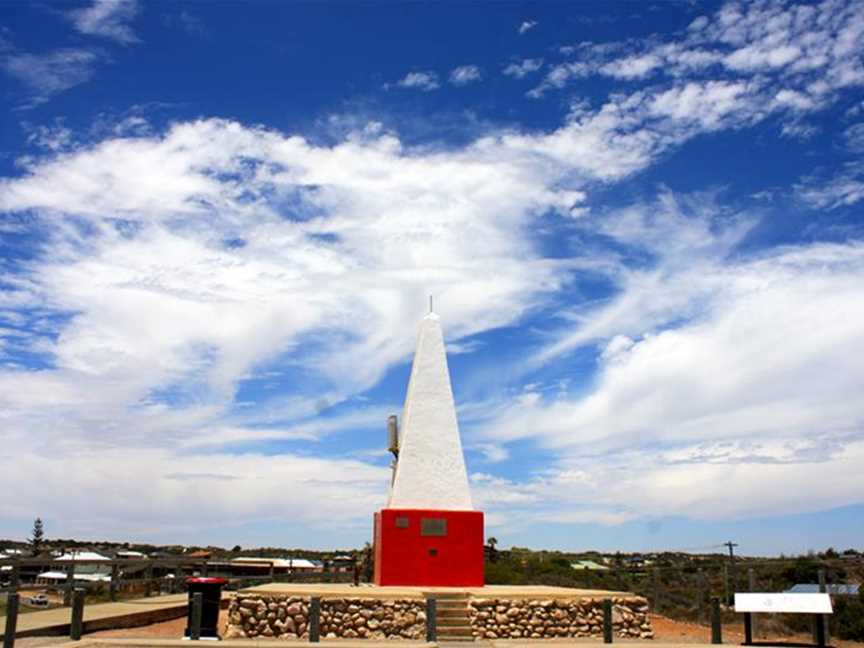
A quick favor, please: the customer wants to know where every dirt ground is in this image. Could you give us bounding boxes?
[85,608,229,639]
[81,612,864,646]
[650,614,864,648]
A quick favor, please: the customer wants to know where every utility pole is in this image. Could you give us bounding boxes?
[724,541,738,559]
[724,541,739,605]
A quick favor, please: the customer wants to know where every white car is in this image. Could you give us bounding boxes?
[28,594,50,607]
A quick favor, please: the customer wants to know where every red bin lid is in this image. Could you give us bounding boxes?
[186,577,228,585]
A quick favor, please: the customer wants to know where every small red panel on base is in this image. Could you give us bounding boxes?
[374,508,484,587]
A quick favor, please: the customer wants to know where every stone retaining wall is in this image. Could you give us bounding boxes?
[226,593,653,641]
[469,597,653,640]
[225,595,425,640]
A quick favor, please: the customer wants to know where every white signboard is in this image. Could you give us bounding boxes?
[735,593,833,614]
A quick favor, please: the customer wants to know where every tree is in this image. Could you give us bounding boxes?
[486,537,499,563]
[232,545,242,553]
[30,517,45,555]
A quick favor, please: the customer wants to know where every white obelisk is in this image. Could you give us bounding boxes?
[387,311,473,511]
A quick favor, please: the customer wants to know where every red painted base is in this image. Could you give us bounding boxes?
[373,508,484,587]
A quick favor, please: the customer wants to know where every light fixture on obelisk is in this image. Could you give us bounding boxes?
[373,308,484,586]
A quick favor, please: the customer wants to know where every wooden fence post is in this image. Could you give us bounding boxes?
[308,597,321,642]
[70,588,85,640]
[818,569,830,646]
[10,560,20,592]
[110,564,119,602]
[425,597,437,642]
[711,597,722,644]
[64,564,75,606]
[748,568,758,638]
[603,598,613,644]
[3,593,19,648]
[145,563,154,597]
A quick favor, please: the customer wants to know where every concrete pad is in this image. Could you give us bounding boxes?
[1,593,230,639]
[241,583,637,601]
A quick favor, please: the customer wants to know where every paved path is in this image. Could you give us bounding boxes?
[1,594,198,639]
[19,640,792,648]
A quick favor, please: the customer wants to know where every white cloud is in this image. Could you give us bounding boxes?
[162,10,207,37]
[796,162,864,209]
[0,95,739,537]
[531,0,864,116]
[0,447,389,542]
[518,20,538,35]
[1,49,103,106]
[503,58,544,79]
[527,62,585,95]
[23,121,76,152]
[845,122,864,152]
[599,54,663,80]
[68,0,140,44]
[471,196,864,523]
[449,65,482,86]
[0,116,588,537]
[395,71,440,91]
[3,1,864,539]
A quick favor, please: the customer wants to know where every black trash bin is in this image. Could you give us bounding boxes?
[185,577,228,639]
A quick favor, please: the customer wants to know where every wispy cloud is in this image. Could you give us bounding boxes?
[531,0,864,102]
[845,122,864,152]
[3,0,864,542]
[503,58,543,79]
[1,48,104,107]
[162,10,207,38]
[449,64,482,86]
[472,194,864,522]
[22,120,76,152]
[518,20,538,35]
[67,0,140,44]
[395,70,440,91]
[796,161,864,209]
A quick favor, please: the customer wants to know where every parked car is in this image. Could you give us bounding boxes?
[28,594,49,607]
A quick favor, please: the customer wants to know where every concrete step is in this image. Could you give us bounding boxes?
[433,593,471,641]
[437,618,471,627]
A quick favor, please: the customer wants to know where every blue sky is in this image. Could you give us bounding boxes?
[1,0,864,556]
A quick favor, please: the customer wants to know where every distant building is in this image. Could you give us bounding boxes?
[36,550,112,585]
[207,557,324,577]
[331,555,355,573]
[232,557,322,572]
[622,555,653,567]
[186,550,212,559]
[571,560,610,571]
[787,583,860,596]
[115,550,147,559]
